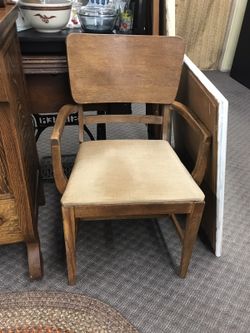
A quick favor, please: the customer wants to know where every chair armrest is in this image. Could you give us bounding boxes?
[51,104,79,194]
[171,101,211,185]
[51,104,78,144]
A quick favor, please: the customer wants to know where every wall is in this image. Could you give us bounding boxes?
[220,0,248,71]
[174,0,233,70]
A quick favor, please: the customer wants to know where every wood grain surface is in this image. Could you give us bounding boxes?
[67,34,185,104]
[0,5,42,279]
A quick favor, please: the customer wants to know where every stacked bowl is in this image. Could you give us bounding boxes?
[18,0,72,33]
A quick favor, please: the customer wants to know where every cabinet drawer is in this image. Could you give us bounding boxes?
[0,198,23,244]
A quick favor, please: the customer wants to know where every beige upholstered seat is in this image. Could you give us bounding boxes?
[62,140,204,207]
[51,34,210,285]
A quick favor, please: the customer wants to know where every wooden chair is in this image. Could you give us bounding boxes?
[51,34,210,285]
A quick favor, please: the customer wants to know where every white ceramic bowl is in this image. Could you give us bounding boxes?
[19,0,72,33]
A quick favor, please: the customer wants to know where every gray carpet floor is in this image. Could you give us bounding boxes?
[0,72,249,332]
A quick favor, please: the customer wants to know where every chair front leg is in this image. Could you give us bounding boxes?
[179,202,205,278]
[62,206,77,285]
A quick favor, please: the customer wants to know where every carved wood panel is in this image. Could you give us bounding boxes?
[0,5,42,279]
[1,27,39,232]
[0,132,10,194]
[0,199,23,244]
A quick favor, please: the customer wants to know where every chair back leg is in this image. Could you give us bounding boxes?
[179,202,205,278]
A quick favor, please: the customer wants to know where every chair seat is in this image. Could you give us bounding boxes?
[61,140,204,207]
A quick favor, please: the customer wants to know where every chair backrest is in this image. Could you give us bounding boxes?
[66,34,185,105]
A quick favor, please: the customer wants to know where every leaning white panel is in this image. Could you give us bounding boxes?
[184,55,228,257]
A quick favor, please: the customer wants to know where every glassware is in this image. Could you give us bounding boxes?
[78,3,117,32]
[117,0,133,34]
[68,0,82,28]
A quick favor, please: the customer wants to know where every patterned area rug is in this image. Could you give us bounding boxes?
[0,292,139,333]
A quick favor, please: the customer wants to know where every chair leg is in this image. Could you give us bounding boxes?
[179,202,205,278]
[62,206,76,285]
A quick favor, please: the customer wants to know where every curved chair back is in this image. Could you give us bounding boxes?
[66,34,185,105]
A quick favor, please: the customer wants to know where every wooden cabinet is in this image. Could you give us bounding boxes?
[0,5,42,279]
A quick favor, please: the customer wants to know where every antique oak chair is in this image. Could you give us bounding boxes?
[51,34,210,285]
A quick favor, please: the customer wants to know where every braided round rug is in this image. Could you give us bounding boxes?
[0,292,139,333]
